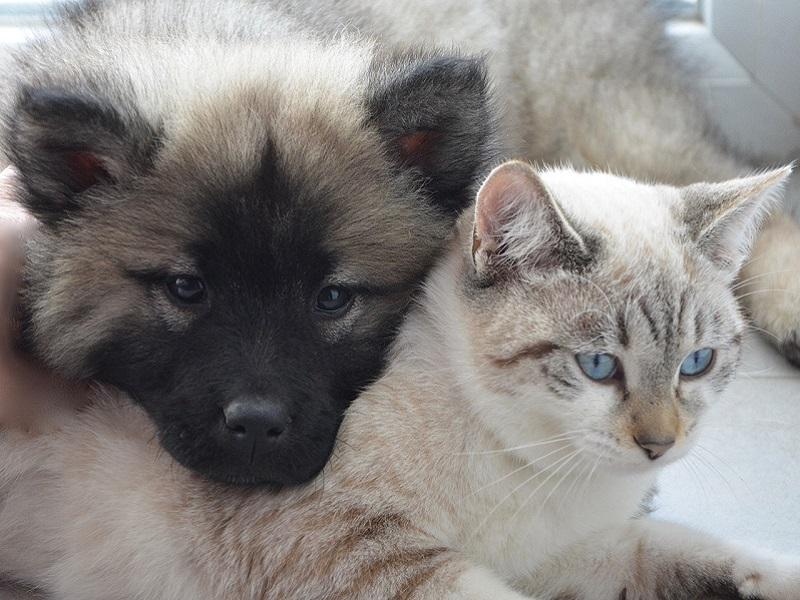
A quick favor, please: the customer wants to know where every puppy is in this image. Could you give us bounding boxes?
[0,0,499,485]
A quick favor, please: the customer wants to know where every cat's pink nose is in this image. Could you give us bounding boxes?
[634,436,675,460]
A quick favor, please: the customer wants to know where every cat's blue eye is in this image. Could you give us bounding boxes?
[680,348,715,377]
[576,353,618,381]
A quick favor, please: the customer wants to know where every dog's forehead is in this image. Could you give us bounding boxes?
[79,76,453,289]
[118,130,446,289]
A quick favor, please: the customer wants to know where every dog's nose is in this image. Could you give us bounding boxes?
[223,398,291,440]
[634,435,675,460]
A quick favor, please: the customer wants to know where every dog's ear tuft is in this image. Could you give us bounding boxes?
[367,54,499,214]
[6,87,159,224]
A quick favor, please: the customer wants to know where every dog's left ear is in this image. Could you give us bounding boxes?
[6,87,159,225]
[367,53,498,214]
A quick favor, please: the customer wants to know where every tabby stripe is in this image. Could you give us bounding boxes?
[343,546,449,598]
[617,309,629,347]
[317,511,410,580]
[694,309,704,344]
[638,297,660,343]
[391,551,453,600]
[491,342,559,367]
[676,289,689,338]
[547,383,576,399]
[551,373,578,389]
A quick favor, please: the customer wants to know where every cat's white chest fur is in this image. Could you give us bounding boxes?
[457,463,658,583]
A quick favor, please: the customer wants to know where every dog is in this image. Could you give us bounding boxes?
[0,0,499,485]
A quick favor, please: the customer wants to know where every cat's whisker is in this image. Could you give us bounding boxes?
[456,430,589,456]
[566,307,615,327]
[683,455,711,504]
[581,456,601,497]
[735,288,800,301]
[469,450,578,538]
[469,443,573,496]
[693,444,745,482]
[574,274,616,318]
[573,334,609,353]
[743,322,782,342]
[689,450,740,506]
[732,269,800,290]
[563,457,592,499]
[694,443,752,497]
[533,452,585,520]
[508,449,582,524]
[573,455,596,500]
[738,252,775,269]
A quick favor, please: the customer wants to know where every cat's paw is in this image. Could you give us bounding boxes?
[733,552,800,599]
[738,213,800,369]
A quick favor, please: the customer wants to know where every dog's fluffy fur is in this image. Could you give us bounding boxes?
[0,0,500,484]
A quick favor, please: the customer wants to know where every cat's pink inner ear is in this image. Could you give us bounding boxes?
[474,161,540,252]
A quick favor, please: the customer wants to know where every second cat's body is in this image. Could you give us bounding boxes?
[1,162,797,599]
[317,0,800,363]
[294,0,725,180]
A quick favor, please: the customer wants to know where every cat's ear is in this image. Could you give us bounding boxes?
[471,161,590,278]
[367,54,498,214]
[679,166,792,279]
[6,87,159,225]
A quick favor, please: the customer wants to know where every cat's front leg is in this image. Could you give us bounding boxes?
[525,519,800,600]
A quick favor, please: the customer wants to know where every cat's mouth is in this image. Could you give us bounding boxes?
[578,435,693,473]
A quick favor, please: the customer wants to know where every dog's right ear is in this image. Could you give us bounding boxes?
[367,53,499,214]
[7,87,159,224]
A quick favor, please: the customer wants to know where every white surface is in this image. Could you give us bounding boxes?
[654,333,800,555]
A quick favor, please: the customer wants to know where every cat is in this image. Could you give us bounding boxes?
[1,160,796,599]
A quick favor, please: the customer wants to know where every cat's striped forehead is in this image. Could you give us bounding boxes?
[537,169,744,347]
[538,169,684,260]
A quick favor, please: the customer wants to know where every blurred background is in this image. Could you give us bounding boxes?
[660,1,800,168]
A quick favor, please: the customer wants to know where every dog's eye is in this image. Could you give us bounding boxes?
[166,275,206,305]
[315,286,352,314]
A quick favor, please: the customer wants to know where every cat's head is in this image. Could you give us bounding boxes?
[453,161,790,472]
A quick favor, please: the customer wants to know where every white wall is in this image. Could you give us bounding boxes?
[685,0,800,162]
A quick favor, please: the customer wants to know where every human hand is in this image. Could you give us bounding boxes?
[0,166,87,433]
